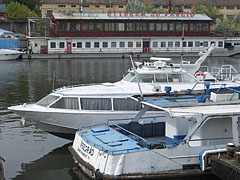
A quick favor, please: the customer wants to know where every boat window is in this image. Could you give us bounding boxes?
[175,41,180,47]
[161,42,166,47]
[188,41,193,47]
[168,41,173,47]
[85,42,91,48]
[111,42,117,48]
[218,41,223,47]
[195,41,200,47]
[94,42,99,48]
[168,73,182,82]
[155,74,167,82]
[50,42,56,48]
[189,117,232,147]
[183,41,187,47]
[136,42,141,48]
[122,72,136,82]
[77,42,82,48]
[50,97,79,110]
[103,42,108,48]
[59,42,65,48]
[203,41,208,47]
[152,41,158,47]
[139,74,154,83]
[113,98,141,111]
[156,23,161,31]
[36,95,60,107]
[119,42,125,48]
[162,23,167,31]
[128,42,133,48]
[149,23,154,31]
[80,98,111,110]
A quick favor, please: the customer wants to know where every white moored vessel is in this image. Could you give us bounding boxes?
[69,89,240,179]
[0,49,23,61]
[8,45,240,139]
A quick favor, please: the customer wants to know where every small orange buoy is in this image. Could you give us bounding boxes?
[181,36,184,40]
[180,51,184,55]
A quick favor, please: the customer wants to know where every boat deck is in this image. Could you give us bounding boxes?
[78,126,149,155]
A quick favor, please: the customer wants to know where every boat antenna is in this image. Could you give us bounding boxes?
[180,25,185,70]
[129,53,144,100]
[52,70,56,90]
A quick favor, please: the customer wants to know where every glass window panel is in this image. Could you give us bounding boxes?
[156,23,161,31]
[119,23,125,31]
[37,95,60,107]
[83,24,88,31]
[59,42,65,48]
[128,42,133,47]
[103,42,108,48]
[94,42,99,48]
[195,41,200,47]
[168,73,182,82]
[149,23,155,31]
[168,41,173,47]
[162,23,168,31]
[139,74,154,83]
[169,23,174,31]
[161,42,166,47]
[50,97,79,110]
[175,41,180,47]
[152,41,158,47]
[50,42,56,48]
[111,42,116,48]
[80,98,111,110]
[188,41,193,47]
[77,42,82,48]
[155,74,167,82]
[113,98,141,111]
[136,41,141,47]
[203,41,208,47]
[218,41,223,47]
[119,42,125,47]
[85,42,91,48]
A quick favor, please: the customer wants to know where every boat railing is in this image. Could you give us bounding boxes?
[212,65,240,81]
[52,83,105,91]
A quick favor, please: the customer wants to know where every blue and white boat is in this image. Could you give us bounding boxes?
[69,89,240,179]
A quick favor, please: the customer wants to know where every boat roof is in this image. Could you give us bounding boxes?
[52,13,212,21]
[77,126,148,155]
[140,95,240,117]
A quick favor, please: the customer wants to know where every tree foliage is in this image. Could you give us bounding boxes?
[192,5,222,23]
[2,0,40,15]
[4,2,37,20]
[126,0,145,12]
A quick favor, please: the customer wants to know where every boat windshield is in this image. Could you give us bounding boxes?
[36,94,60,107]
[122,72,136,82]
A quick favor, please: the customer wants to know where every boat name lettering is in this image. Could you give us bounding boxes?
[80,141,94,156]
[107,11,195,17]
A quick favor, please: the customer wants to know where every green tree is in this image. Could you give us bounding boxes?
[2,0,40,15]
[126,0,145,12]
[232,13,240,30]
[192,5,222,23]
[211,18,235,31]
[4,2,37,20]
[145,3,154,13]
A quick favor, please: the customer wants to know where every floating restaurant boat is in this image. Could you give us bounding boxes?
[0,49,23,61]
[29,12,240,57]
[8,45,240,140]
[69,89,240,179]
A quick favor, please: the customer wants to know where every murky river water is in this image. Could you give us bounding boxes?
[0,56,239,179]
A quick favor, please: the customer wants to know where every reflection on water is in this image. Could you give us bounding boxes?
[0,56,236,179]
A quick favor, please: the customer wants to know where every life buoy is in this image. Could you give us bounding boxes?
[194,71,206,80]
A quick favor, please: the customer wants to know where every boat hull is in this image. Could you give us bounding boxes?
[11,106,162,140]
